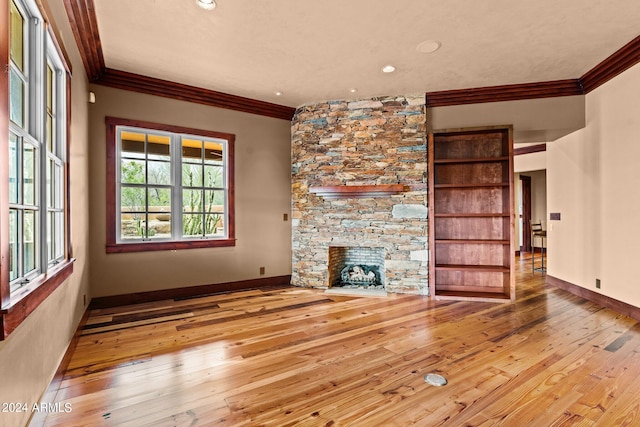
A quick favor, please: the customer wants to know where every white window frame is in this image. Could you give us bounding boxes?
[111,123,234,248]
[106,117,236,253]
[8,0,67,292]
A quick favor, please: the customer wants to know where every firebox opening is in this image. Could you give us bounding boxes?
[328,246,386,290]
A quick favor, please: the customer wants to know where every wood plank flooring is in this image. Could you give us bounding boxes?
[41,257,640,426]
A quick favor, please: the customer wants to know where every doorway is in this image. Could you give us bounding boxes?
[520,175,532,252]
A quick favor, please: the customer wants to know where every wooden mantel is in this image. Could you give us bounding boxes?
[308,184,405,199]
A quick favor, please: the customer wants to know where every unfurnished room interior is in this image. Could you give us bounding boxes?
[2,0,640,426]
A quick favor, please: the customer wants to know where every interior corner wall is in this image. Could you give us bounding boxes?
[0,1,91,426]
[88,86,292,298]
[547,62,640,308]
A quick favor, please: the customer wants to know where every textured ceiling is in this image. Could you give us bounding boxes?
[94,0,640,108]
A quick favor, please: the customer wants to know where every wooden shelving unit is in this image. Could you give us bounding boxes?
[428,126,515,302]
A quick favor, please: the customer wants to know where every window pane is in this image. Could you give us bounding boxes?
[121,186,146,212]
[183,214,203,237]
[47,158,53,208]
[54,212,64,259]
[183,189,203,213]
[46,64,54,152]
[46,115,53,153]
[121,131,145,159]
[182,163,203,187]
[205,213,222,236]
[148,160,171,185]
[205,190,224,209]
[121,214,143,240]
[149,212,171,239]
[148,187,171,211]
[54,163,63,209]
[9,133,19,204]
[10,68,25,127]
[204,141,223,164]
[48,211,53,261]
[121,159,145,184]
[24,210,36,274]
[182,138,202,161]
[204,165,223,188]
[23,144,36,205]
[10,1,24,71]
[148,134,170,160]
[9,210,18,282]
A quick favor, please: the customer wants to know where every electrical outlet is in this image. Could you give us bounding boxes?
[260,266,265,275]
[596,278,601,289]
[83,294,87,306]
[283,213,289,221]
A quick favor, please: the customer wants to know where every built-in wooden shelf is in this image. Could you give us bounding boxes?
[429,126,515,303]
[308,184,405,199]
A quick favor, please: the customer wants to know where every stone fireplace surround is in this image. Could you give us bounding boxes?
[291,95,429,294]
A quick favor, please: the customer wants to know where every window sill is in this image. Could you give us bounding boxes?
[106,238,237,253]
[0,259,75,340]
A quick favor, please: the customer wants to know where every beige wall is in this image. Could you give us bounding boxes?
[0,1,91,426]
[548,62,640,307]
[88,86,292,297]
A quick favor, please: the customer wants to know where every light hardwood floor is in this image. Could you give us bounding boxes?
[41,257,640,426]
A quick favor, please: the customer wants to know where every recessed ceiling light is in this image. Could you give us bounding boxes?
[416,40,441,54]
[382,65,396,73]
[197,0,216,10]
[275,91,283,96]
[350,88,358,93]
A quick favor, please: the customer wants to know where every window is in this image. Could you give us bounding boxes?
[106,118,235,253]
[1,0,73,338]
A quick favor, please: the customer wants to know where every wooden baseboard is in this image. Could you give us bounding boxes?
[89,275,293,309]
[546,275,640,322]
[28,307,91,427]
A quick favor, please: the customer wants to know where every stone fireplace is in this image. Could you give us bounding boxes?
[291,95,429,294]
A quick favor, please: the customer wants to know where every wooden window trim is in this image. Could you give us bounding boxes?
[0,0,73,339]
[105,117,236,253]
[0,259,74,339]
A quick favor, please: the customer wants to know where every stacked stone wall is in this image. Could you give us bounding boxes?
[291,95,429,294]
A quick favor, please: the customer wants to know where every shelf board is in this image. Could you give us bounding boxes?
[433,156,509,164]
[435,239,509,245]
[434,213,510,218]
[434,182,509,189]
[308,184,404,199]
[433,290,512,303]
[435,264,510,272]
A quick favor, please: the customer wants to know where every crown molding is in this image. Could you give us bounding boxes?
[98,69,296,121]
[63,0,104,81]
[426,79,583,107]
[514,143,546,156]
[580,35,640,93]
[426,35,640,107]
